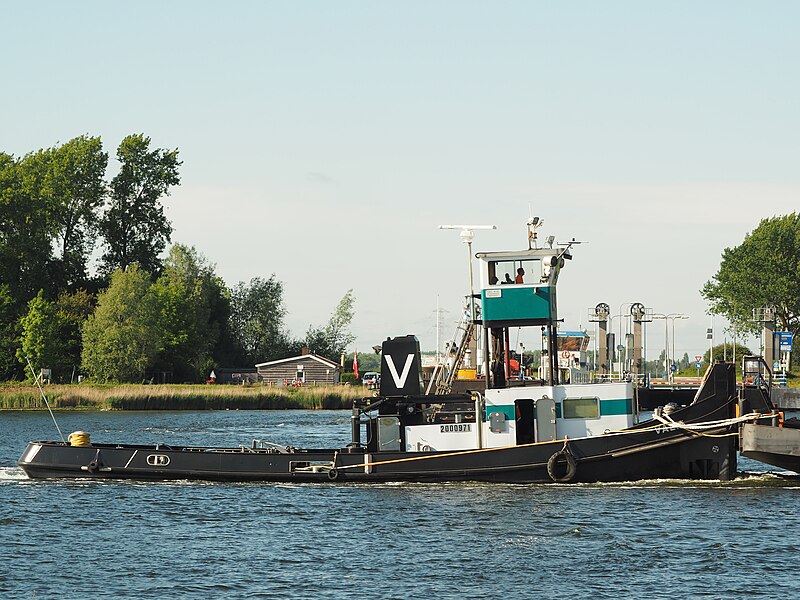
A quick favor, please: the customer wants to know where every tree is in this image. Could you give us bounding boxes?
[56,289,95,380]
[0,151,55,308]
[229,276,293,364]
[152,245,230,382]
[1,137,106,305]
[16,291,70,381]
[81,265,161,382]
[704,343,752,365]
[98,134,181,276]
[304,290,356,361]
[44,136,108,289]
[0,284,21,379]
[354,351,381,372]
[702,213,800,339]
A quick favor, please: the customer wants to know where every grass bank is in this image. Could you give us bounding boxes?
[0,383,368,410]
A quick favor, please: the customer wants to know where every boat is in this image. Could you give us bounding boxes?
[17,221,774,483]
[738,355,800,473]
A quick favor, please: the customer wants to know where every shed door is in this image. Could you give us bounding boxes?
[536,397,557,442]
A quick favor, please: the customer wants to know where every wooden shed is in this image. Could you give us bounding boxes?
[212,368,259,384]
[255,353,340,386]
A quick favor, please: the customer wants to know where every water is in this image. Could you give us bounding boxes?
[1,410,798,599]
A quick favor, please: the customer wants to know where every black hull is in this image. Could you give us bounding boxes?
[18,402,738,484]
[18,361,743,484]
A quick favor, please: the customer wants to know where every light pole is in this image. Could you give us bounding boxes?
[652,313,688,380]
[652,314,669,378]
[617,303,633,377]
[671,314,689,369]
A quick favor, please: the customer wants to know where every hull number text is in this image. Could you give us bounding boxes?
[440,424,472,433]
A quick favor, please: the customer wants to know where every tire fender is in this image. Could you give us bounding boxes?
[546,450,577,482]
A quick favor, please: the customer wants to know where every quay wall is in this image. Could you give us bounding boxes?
[773,388,800,410]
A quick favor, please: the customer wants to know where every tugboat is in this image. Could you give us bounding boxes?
[18,221,769,483]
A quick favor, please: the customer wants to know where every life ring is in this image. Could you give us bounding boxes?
[561,351,570,359]
[327,468,339,481]
[547,450,577,482]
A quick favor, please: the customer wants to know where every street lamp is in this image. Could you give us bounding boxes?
[671,314,689,368]
[652,313,688,380]
[608,303,633,378]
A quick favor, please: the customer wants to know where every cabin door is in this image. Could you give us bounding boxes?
[515,399,535,445]
[536,397,557,442]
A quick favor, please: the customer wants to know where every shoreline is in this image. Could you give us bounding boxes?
[0,383,365,411]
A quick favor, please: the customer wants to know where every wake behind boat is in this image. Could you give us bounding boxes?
[17,221,781,483]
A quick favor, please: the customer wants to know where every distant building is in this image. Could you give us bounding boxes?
[256,347,340,385]
[213,368,259,384]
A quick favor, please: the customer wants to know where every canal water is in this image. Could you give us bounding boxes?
[1,410,798,599]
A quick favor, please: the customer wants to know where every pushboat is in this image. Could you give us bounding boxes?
[17,222,781,483]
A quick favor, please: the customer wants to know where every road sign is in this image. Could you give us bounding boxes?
[695,362,701,369]
[695,355,703,362]
[775,331,793,352]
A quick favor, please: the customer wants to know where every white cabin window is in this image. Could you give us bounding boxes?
[562,397,600,419]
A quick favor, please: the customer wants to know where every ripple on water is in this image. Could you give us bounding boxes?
[2,411,800,599]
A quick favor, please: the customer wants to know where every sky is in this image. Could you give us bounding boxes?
[2,1,798,364]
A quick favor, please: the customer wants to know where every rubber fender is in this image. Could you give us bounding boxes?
[327,468,339,481]
[546,450,577,482]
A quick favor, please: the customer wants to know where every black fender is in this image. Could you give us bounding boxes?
[546,450,577,482]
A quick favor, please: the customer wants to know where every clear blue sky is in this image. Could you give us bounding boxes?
[3,1,798,361]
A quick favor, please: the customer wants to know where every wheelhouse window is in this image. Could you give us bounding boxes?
[487,259,542,286]
[562,397,600,419]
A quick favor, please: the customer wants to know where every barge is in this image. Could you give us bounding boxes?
[18,221,776,483]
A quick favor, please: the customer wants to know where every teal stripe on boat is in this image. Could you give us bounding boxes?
[600,398,632,415]
[488,398,631,422]
[485,405,515,421]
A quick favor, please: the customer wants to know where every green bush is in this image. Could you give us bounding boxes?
[340,373,357,385]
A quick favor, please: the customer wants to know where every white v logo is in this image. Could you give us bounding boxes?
[385,354,414,389]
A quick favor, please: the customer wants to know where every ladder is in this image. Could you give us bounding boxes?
[426,304,475,395]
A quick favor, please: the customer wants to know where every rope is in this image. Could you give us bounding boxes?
[651,411,772,432]
[26,356,65,443]
[338,410,772,472]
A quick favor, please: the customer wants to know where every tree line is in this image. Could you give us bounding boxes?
[703,212,799,368]
[1,135,354,383]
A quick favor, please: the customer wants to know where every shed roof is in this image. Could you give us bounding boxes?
[255,354,339,369]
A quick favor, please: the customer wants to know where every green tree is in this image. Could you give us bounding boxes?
[56,289,95,380]
[304,290,356,360]
[44,136,108,289]
[704,343,752,365]
[81,265,161,382]
[16,291,69,381]
[152,245,230,382]
[355,351,381,372]
[230,276,293,364]
[0,151,55,308]
[98,134,181,276]
[702,213,800,339]
[0,284,21,379]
